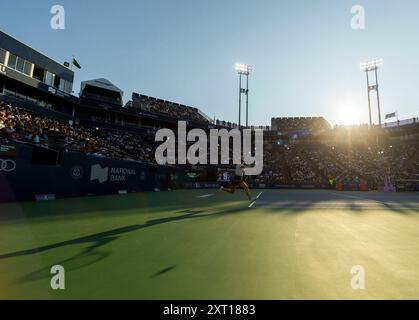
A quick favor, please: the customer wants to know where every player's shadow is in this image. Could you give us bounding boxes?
[0,210,208,261]
[14,250,112,284]
[3,203,304,284]
[4,203,260,284]
[6,210,210,284]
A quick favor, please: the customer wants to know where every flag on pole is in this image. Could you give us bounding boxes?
[385,112,396,120]
[72,57,82,69]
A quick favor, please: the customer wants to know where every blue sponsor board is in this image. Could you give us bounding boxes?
[0,141,184,202]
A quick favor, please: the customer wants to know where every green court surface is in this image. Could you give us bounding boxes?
[0,189,419,299]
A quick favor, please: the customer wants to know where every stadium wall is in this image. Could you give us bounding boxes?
[0,141,184,202]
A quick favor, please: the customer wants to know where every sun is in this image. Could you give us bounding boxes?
[336,105,362,125]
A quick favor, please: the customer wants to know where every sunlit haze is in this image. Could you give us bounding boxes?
[2,0,419,126]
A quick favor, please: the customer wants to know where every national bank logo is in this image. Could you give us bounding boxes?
[90,164,136,183]
[90,164,109,183]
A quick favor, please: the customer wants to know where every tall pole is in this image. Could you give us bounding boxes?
[235,63,252,129]
[245,73,249,128]
[375,68,382,128]
[238,73,242,128]
[361,59,383,128]
[366,72,372,127]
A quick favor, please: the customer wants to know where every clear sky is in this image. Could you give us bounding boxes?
[2,0,419,126]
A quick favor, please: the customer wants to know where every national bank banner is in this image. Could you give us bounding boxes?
[0,141,184,202]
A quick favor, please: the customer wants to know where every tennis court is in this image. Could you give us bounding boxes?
[1,189,419,299]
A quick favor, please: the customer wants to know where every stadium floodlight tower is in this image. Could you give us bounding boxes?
[360,58,384,127]
[235,63,253,129]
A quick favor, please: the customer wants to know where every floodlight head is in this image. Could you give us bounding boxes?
[360,58,383,71]
[235,63,252,75]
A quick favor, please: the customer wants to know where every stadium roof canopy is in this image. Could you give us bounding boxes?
[80,78,124,107]
[80,78,123,95]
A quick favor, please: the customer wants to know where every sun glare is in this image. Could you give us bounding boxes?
[336,105,362,125]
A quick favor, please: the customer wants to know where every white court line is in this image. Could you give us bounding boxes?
[196,194,214,198]
[249,192,263,208]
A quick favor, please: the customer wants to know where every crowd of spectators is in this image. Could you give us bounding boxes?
[128,93,209,124]
[285,147,324,184]
[253,148,288,185]
[273,142,417,187]
[2,100,418,189]
[0,101,155,163]
[251,138,418,188]
[271,117,330,135]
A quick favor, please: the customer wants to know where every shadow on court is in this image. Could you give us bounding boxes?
[7,211,206,284]
[0,191,213,222]
[2,205,258,284]
[4,190,418,284]
[251,190,419,211]
[0,210,208,261]
[151,265,177,278]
